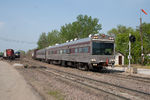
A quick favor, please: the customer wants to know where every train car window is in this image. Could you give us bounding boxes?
[71,48,75,53]
[66,49,70,54]
[57,50,60,54]
[79,48,83,53]
[50,51,52,54]
[60,50,63,54]
[54,50,56,54]
[52,51,54,54]
[78,47,89,53]
[75,48,78,53]
[63,49,66,54]
[83,47,89,53]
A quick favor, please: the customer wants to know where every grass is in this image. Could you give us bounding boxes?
[132,64,150,69]
[48,90,64,100]
[115,64,150,69]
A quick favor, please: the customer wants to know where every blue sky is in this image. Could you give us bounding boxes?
[0,0,150,52]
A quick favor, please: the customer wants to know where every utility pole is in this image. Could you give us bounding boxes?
[140,14,144,65]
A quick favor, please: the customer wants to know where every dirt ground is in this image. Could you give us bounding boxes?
[1,58,150,100]
[0,61,43,100]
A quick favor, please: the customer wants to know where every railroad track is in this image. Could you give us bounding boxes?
[97,68,150,84]
[20,59,130,99]
[36,66,149,100]
[23,58,150,83]
[20,58,150,100]
[106,73,150,84]
[37,68,130,100]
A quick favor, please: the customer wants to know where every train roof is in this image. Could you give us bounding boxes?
[37,48,47,52]
[46,37,91,49]
[46,34,114,50]
[36,34,114,51]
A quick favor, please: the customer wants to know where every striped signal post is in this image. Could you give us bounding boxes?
[128,34,136,71]
[128,33,131,70]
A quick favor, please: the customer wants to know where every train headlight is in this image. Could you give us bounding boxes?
[109,37,114,40]
[93,64,97,66]
[93,36,98,39]
[91,58,96,62]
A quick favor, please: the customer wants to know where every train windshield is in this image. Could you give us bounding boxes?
[92,42,114,55]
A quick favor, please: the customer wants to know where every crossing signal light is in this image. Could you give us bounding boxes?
[129,35,136,42]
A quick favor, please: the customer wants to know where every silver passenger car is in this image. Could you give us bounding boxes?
[35,34,115,70]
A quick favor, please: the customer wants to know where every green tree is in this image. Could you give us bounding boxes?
[47,30,61,46]
[108,23,150,65]
[59,23,74,43]
[108,25,134,36]
[59,14,102,42]
[37,32,49,49]
[115,32,142,64]
[108,25,138,64]
[76,14,102,38]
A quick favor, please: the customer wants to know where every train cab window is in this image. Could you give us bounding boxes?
[92,42,114,55]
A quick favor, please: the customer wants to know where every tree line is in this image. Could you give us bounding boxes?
[37,14,150,65]
[108,23,150,65]
[37,14,102,49]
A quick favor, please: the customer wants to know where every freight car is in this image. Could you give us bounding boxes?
[33,34,115,70]
[3,49,15,60]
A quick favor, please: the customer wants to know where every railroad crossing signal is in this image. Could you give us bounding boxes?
[129,35,136,43]
[128,34,136,71]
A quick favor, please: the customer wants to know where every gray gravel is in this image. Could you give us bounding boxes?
[7,58,150,100]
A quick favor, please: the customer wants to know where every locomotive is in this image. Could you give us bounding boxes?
[32,34,115,70]
[15,51,20,58]
[3,49,15,60]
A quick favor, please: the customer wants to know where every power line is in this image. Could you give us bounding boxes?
[0,36,37,44]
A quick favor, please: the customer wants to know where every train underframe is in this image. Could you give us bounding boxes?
[36,58,113,71]
[3,56,15,60]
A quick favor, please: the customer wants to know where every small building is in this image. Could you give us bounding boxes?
[115,52,124,65]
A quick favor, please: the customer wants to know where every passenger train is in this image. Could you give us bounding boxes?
[32,34,115,70]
